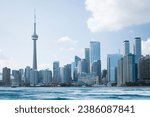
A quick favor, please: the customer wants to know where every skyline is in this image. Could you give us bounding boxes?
[0,0,150,71]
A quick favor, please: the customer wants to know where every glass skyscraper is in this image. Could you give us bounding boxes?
[123,40,130,56]
[90,41,100,64]
[123,53,136,83]
[134,37,141,63]
[107,54,122,84]
[85,48,90,73]
[53,61,60,83]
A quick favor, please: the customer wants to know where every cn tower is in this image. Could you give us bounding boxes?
[32,11,38,70]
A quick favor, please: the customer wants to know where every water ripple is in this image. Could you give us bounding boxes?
[0,87,150,100]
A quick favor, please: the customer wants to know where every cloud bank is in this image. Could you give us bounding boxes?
[85,0,150,32]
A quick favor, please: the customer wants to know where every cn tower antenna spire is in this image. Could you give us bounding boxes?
[33,9,37,34]
[34,9,36,23]
[32,9,38,70]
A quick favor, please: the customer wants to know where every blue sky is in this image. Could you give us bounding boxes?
[0,0,150,71]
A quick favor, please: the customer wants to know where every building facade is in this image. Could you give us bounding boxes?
[138,55,150,82]
[53,61,60,83]
[43,69,52,85]
[2,67,11,86]
[107,54,122,84]
[90,41,100,65]
[123,40,130,56]
[30,69,38,86]
[123,54,136,84]
[85,48,90,73]
[134,37,141,63]
[24,66,31,86]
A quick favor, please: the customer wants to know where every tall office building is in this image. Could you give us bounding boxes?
[53,61,60,83]
[123,40,130,56]
[71,62,78,82]
[117,58,124,86]
[90,41,100,63]
[12,70,22,86]
[2,67,11,86]
[85,48,90,73]
[32,11,38,70]
[138,55,150,82]
[38,70,44,84]
[60,67,65,83]
[43,69,52,85]
[65,64,72,83]
[19,69,24,83]
[134,37,141,63]
[90,41,100,75]
[60,64,72,84]
[24,66,31,86]
[30,69,38,86]
[107,54,122,84]
[77,59,88,75]
[75,56,81,67]
[91,60,101,79]
[123,53,136,84]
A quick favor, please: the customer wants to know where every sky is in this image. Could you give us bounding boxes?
[0,0,150,72]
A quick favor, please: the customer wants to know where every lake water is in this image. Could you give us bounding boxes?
[0,87,150,100]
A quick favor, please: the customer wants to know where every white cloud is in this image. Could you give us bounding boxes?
[55,36,84,64]
[142,39,150,55]
[85,0,150,32]
[57,36,78,44]
[57,36,78,53]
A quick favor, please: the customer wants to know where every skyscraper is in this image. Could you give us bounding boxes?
[60,64,72,84]
[90,41,100,73]
[53,61,60,83]
[75,56,81,67]
[24,66,31,86]
[117,58,124,86]
[85,48,90,73]
[134,37,141,63]
[91,60,101,79]
[43,69,52,85]
[2,67,11,86]
[77,59,88,74]
[30,69,38,86]
[123,40,130,56]
[138,55,150,82]
[32,11,38,70]
[90,41,100,64]
[107,54,122,84]
[71,62,78,82]
[12,70,22,86]
[123,53,136,84]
